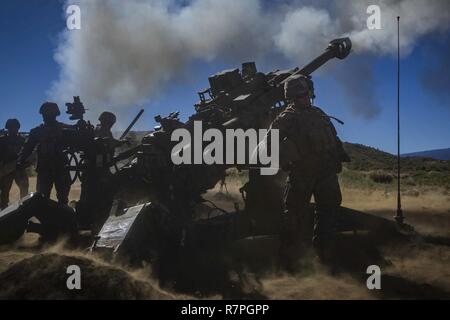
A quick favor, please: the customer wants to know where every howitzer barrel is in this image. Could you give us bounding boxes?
[283,37,352,82]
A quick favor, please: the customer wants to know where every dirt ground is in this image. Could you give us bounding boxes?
[1,177,449,299]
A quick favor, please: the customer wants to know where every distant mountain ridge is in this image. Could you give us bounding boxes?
[402,148,450,161]
[342,142,450,188]
[342,142,449,172]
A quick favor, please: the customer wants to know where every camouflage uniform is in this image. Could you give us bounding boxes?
[76,112,121,228]
[0,120,29,208]
[272,75,347,259]
[93,111,123,171]
[17,103,71,205]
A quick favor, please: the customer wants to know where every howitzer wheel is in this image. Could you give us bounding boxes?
[65,151,84,184]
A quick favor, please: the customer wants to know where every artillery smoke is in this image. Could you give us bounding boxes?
[49,0,450,119]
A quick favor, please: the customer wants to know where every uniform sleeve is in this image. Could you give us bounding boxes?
[17,129,39,165]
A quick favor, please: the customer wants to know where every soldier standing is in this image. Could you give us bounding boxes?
[0,119,29,208]
[17,102,72,205]
[271,75,348,262]
[76,111,124,229]
[94,111,129,173]
[95,111,130,165]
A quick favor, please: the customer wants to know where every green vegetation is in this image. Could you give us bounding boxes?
[342,143,450,190]
[226,143,450,192]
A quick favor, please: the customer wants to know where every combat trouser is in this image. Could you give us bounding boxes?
[36,169,71,205]
[76,169,114,230]
[0,169,29,209]
[283,171,342,259]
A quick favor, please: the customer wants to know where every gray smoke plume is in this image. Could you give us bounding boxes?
[273,0,450,118]
[49,0,450,119]
[50,0,270,115]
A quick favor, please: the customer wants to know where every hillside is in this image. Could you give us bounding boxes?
[342,142,450,189]
[402,148,450,161]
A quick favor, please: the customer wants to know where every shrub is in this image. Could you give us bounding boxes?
[369,171,393,184]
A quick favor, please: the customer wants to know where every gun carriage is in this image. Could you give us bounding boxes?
[0,38,415,291]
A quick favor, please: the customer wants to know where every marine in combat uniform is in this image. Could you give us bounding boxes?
[95,111,130,160]
[76,111,124,229]
[94,111,129,169]
[0,119,29,209]
[17,102,72,205]
[270,75,348,261]
[95,111,117,139]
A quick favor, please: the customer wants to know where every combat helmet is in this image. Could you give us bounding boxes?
[39,102,61,117]
[284,74,315,100]
[5,118,20,131]
[99,111,117,126]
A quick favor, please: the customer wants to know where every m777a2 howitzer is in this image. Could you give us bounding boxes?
[0,38,418,292]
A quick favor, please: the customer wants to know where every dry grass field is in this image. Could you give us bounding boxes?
[0,170,449,299]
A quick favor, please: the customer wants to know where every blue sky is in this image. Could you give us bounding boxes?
[1,0,449,154]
